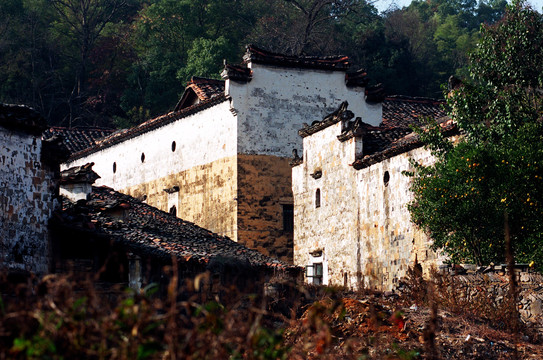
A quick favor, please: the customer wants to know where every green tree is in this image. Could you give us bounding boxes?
[49,0,128,126]
[407,0,543,267]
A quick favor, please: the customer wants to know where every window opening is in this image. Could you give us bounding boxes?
[306,263,323,285]
[141,153,145,163]
[113,162,117,173]
[282,204,294,232]
[169,205,177,216]
[384,171,390,186]
[171,141,176,152]
[315,189,321,208]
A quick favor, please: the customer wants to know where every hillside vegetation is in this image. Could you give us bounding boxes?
[0,0,509,128]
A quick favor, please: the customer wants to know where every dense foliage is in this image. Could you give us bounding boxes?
[407,0,543,266]
[0,0,509,128]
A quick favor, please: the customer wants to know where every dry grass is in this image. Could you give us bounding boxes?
[1,268,543,359]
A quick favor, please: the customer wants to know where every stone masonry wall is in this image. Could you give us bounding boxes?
[355,146,441,290]
[293,121,360,287]
[0,128,56,274]
[237,154,293,263]
[124,156,238,241]
[293,120,446,291]
[434,265,543,330]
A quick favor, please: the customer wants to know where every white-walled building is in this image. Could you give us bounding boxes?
[62,45,383,262]
[292,97,453,290]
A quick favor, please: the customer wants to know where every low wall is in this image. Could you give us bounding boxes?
[437,264,543,330]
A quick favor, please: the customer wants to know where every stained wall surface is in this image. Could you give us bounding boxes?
[0,128,56,274]
[237,154,293,261]
[64,101,240,240]
[228,63,382,158]
[293,120,442,290]
[123,156,238,241]
[354,146,439,289]
[293,121,359,287]
[63,62,383,264]
[63,101,236,191]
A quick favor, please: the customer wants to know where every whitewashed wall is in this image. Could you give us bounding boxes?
[293,121,360,288]
[0,129,55,274]
[355,147,441,290]
[293,125,443,290]
[64,101,237,189]
[228,63,382,158]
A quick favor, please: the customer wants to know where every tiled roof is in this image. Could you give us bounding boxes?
[43,127,116,154]
[350,96,450,169]
[68,95,229,162]
[353,96,448,161]
[352,118,458,170]
[293,96,452,169]
[175,77,225,111]
[221,64,253,83]
[0,103,47,136]
[243,44,351,71]
[60,162,100,184]
[55,186,295,270]
[345,69,370,87]
[382,95,447,129]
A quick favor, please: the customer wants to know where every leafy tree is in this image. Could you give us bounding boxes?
[407,0,543,267]
[48,0,130,126]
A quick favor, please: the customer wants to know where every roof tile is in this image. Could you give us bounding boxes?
[55,186,295,270]
[43,127,116,154]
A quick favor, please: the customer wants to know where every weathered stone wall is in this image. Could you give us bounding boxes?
[237,154,293,262]
[293,120,444,291]
[355,146,440,290]
[0,128,56,274]
[228,63,382,158]
[123,156,238,241]
[435,265,543,330]
[293,121,360,287]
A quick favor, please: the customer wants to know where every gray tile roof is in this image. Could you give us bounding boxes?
[55,186,295,270]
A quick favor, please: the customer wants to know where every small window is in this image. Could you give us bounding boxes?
[384,171,390,186]
[113,162,117,173]
[169,205,177,216]
[306,263,323,285]
[315,189,321,208]
[141,153,145,163]
[171,141,176,152]
[282,204,294,232]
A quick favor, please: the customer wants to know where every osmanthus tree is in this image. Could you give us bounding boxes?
[407,0,543,267]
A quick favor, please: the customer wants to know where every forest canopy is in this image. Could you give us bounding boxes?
[0,0,509,128]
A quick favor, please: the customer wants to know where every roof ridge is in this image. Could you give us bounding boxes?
[68,95,230,162]
[46,126,116,131]
[385,95,445,103]
[189,76,225,85]
[243,44,351,71]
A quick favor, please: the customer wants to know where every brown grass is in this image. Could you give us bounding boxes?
[1,267,542,359]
